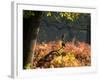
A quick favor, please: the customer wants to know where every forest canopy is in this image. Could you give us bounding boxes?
[23,10,90,43]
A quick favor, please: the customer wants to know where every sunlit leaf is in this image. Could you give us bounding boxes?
[47,12,52,16]
[24,63,31,69]
[59,12,64,17]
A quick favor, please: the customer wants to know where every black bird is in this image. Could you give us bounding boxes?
[61,41,66,48]
[61,33,66,48]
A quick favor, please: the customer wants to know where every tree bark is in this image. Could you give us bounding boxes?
[23,11,42,68]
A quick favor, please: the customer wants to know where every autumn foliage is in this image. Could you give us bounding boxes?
[25,40,91,69]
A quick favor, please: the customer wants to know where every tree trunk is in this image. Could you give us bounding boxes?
[23,11,42,68]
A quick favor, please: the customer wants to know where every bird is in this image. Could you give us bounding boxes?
[61,41,66,48]
[61,33,66,48]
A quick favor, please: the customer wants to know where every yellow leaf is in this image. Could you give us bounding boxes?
[60,13,64,17]
[24,63,31,69]
[47,12,51,16]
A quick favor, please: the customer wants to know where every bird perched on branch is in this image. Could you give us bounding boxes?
[61,33,66,48]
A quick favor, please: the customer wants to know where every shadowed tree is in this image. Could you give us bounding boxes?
[23,11,42,68]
